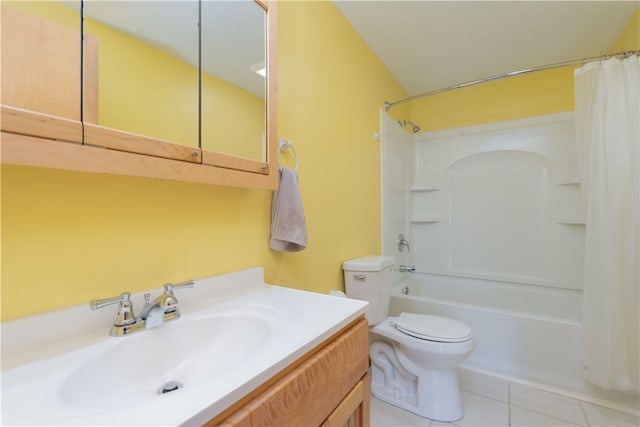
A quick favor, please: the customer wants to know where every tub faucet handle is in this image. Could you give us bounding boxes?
[398,234,411,252]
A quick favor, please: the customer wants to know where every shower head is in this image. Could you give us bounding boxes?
[399,120,421,134]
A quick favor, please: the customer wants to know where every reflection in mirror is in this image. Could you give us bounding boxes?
[201,1,266,161]
[83,1,199,148]
[1,1,82,120]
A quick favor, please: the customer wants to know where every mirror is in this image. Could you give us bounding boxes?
[82,0,268,163]
[82,1,199,148]
[200,1,266,161]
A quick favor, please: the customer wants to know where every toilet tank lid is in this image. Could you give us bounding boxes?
[343,255,395,272]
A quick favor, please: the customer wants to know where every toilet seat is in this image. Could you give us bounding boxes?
[394,313,472,343]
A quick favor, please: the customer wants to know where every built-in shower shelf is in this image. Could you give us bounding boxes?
[410,185,441,192]
[555,177,581,185]
[410,217,444,223]
[555,217,586,225]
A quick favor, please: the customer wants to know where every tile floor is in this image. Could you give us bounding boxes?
[370,369,640,427]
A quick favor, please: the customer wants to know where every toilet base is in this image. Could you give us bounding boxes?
[371,368,464,422]
[369,339,465,422]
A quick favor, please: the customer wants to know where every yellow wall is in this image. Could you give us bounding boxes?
[609,7,639,53]
[411,67,576,132]
[411,5,639,132]
[1,1,408,320]
[4,2,633,321]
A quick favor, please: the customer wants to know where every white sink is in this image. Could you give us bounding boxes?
[60,307,277,409]
[1,268,368,426]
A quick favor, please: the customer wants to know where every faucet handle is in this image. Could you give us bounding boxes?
[159,280,194,311]
[90,292,137,327]
[163,280,195,294]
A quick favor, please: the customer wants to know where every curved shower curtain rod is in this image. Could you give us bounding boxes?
[384,50,640,111]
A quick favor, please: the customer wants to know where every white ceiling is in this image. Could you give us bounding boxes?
[334,1,638,98]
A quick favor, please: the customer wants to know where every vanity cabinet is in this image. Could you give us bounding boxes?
[208,317,371,427]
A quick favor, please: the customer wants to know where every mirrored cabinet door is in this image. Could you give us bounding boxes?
[200,0,267,167]
[1,1,83,142]
[82,1,201,162]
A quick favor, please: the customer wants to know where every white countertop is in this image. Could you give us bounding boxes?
[1,267,368,426]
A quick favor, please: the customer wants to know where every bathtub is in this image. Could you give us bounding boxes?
[388,273,637,407]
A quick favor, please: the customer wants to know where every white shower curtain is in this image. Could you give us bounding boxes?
[574,55,639,392]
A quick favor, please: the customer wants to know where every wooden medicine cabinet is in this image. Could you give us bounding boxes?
[1,0,278,190]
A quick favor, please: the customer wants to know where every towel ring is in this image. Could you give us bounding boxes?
[278,138,298,172]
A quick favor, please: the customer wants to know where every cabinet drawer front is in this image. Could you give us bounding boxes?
[320,374,370,427]
[214,318,369,427]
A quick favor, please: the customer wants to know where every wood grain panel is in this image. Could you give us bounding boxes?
[212,318,369,427]
[1,106,82,143]
[83,35,100,124]
[202,150,268,174]
[265,0,279,189]
[83,123,201,163]
[1,132,277,190]
[320,374,370,427]
[1,5,81,120]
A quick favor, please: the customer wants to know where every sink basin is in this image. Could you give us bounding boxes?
[60,308,274,409]
[3,304,281,424]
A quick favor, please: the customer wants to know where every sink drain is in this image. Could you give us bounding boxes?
[157,380,183,395]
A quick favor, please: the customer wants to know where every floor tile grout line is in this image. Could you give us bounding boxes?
[508,402,587,426]
[461,388,510,405]
[507,381,512,427]
[578,400,591,427]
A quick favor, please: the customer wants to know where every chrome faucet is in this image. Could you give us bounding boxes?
[139,280,195,325]
[90,280,194,337]
[138,293,167,329]
[398,265,416,273]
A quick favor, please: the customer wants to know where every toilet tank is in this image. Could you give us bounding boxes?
[343,255,395,325]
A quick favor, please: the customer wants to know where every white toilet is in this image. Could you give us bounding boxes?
[343,255,475,422]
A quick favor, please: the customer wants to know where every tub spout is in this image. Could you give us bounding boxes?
[399,265,416,273]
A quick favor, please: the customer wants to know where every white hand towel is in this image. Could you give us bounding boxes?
[269,167,307,252]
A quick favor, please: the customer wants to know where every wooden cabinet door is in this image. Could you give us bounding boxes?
[211,318,370,427]
[1,3,86,142]
[321,374,371,427]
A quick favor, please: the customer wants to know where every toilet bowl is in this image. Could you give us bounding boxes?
[343,256,475,422]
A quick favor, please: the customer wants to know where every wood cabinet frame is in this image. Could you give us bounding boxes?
[1,1,278,191]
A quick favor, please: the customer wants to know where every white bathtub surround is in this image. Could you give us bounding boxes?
[575,55,640,393]
[380,110,639,410]
[389,279,640,411]
[1,268,368,426]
